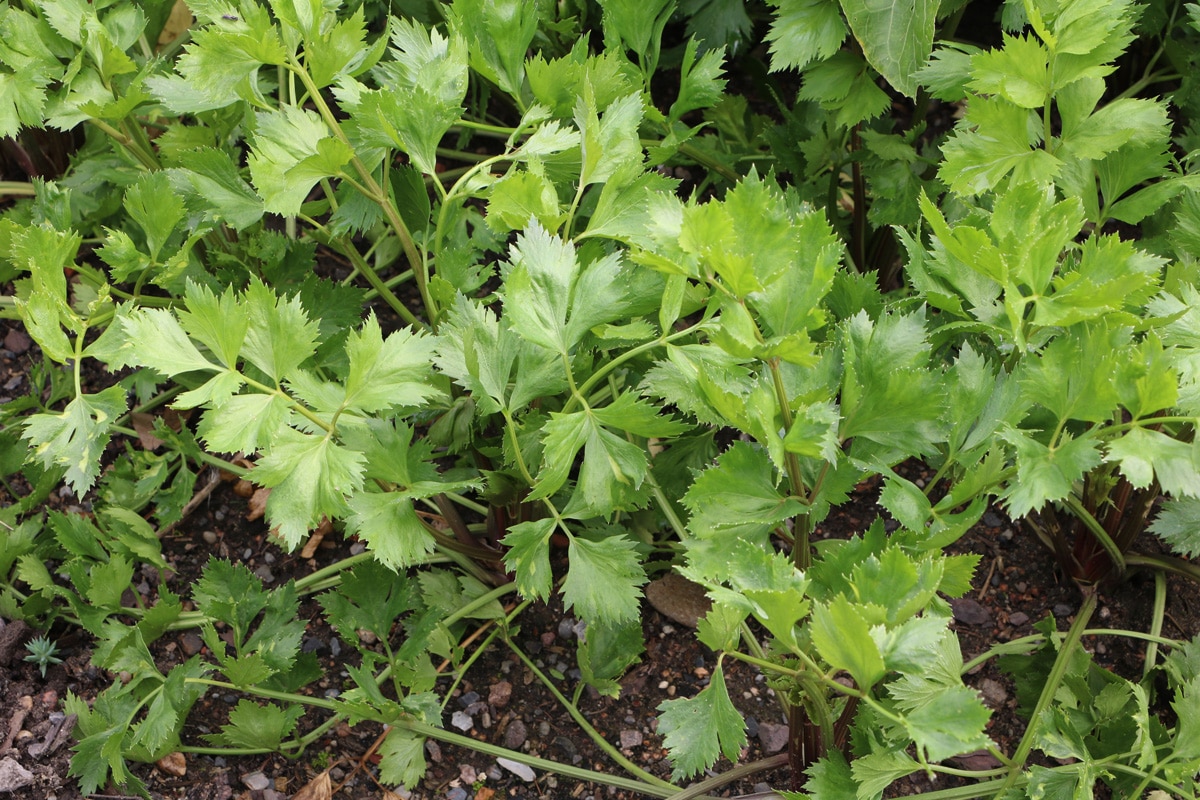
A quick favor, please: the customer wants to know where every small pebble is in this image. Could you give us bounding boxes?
[446,788,468,800]
[1053,603,1074,618]
[1008,612,1030,627]
[202,530,218,545]
[978,678,1008,707]
[243,548,253,560]
[558,619,578,639]
[458,691,480,708]
[745,716,759,738]
[503,719,527,749]
[241,771,270,791]
[450,711,473,732]
[458,764,477,784]
[496,757,535,782]
[488,681,513,708]
[619,730,642,748]
[253,565,274,583]
[982,511,1004,527]
[950,598,992,626]
[758,722,790,754]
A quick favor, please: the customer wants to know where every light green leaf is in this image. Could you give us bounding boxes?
[207,701,302,750]
[23,385,127,495]
[197,393,288,453]
[967,34,1050,108]
[658,666,746,780]
[241,280,320,382]
[253,429,366,548]
[851,749,921,798]
[682,442,807,540]
[562,423,651,518]
[940,96,1060,195]
[434,296,521,414]
[999,429,1103,518]
[247,106,354,216]
[1149,498,1200,559]
[177,282,249,369]
[486,168,562,233]
[763,0,846,73]
[591,392,691,438]
[811,594,886,689]
[167,148,264,230]
[562,533,646,625]
[448,0,537,100]
[905,684,993,761]
[576,91,644,188]
[342,316,440,414]
[670,38,727,123]
[378,726,426,788]
[1106,428,1200,498]
[344,491,435,571]
[119,308,217,377]
[577,619,644,698]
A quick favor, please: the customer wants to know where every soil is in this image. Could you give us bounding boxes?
[2,332,1196,800]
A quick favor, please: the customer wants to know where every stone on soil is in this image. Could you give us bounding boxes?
[496,757,535,781]
[241,770,271,791]
[757,722,790,754]
[503,719,527,749]
[0,757,34,793]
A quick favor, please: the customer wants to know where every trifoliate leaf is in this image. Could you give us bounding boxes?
[597,0,674,65]
[561,532,646,625]
[486,168,562,233]
[434,295,522,415]
[940,96,1060,195]
[206,701,302,750]
[811,594,886,689]
[577,618,644,698]
[658,666,746,780]
[167,147,264,231]
[999,429,1103,518]
[23,385,127,495]
[247,106,354,216]
[562,423,651,518]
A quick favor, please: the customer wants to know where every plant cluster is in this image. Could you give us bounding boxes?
[1,0,1200,797]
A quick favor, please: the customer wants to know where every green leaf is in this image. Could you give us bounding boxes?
[248,106,354,216]
[658,666,746,780]
[341,316,440,414]
[796,51,890,126]
[576,90,644,188]
[851,750,921,798]
[344,490,434,570]
[120,308,219,377]
[241,279,320,382]
[149,10,287,112]
[501,518,556,602]
[447,0,537,100]
[999,429,1103,518]
[167,147,264,230]
[1150,498,1200,559]
[253,428,366,548]
[670,38,727,123]
[764,0,846,73]
[811,594,886,689]
[378,726,426,788]
[486,167,562,233]
[905,684,993,761]
[351,20,467,174]
[597,0,674,65]
[196,393,288,453]
[940,96,1060,195]
[683,442,807,541]
[23,385,127,495]
[577,618,645,698]
[840,0,937,97]
[1106,428,1200,498]
[562,532,646,625]
[206,700,302,750]
[561,422,652,518]
[968,34,1050,108]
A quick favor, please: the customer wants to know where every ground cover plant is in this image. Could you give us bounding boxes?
[2,0,1200,797]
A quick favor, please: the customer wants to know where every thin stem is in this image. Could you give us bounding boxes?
[1144,570,1167,682]
[507,637,676,789]
[1061,494,1125,574]
[662,754,789,800]
[1000,592,1098,789]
